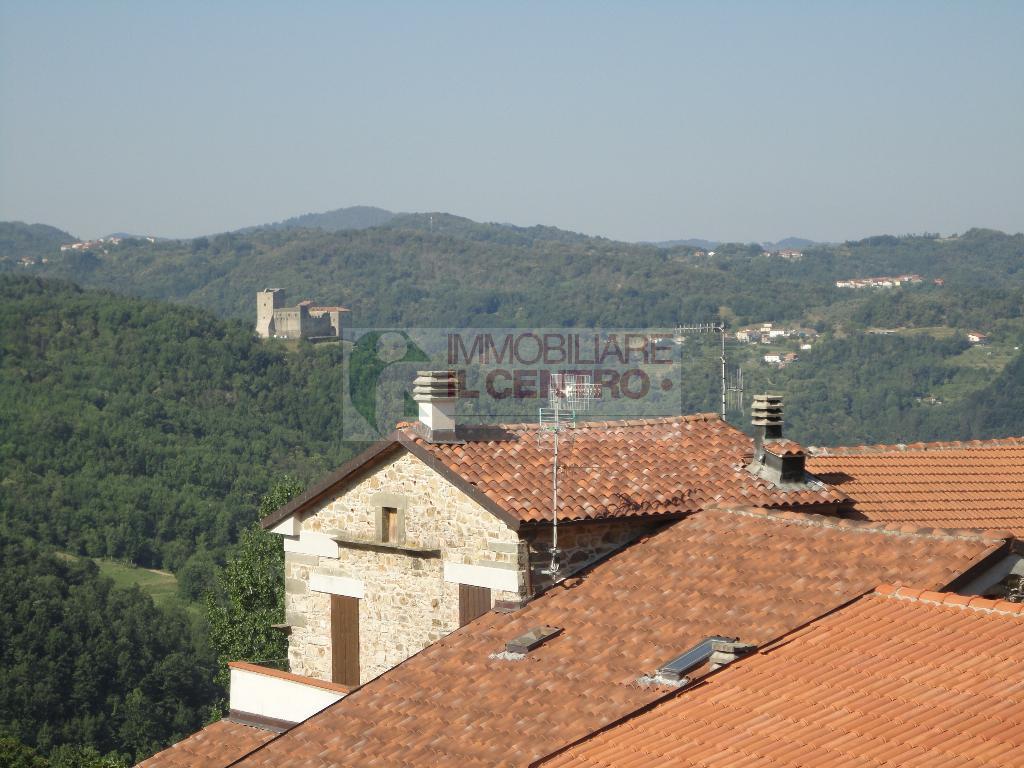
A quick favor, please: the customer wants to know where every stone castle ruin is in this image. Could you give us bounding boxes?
[256,289,348,340]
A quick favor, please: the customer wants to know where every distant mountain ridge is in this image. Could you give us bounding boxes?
[0,221,76,260]
[248,205,398,233]
[649,237,720,249]
[2,203,829,251]
[771,236,818,250]
[649,235,820,250]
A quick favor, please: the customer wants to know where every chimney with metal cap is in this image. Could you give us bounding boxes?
[749,393,807,485]
[751,393,784,463]
[413,370,459,443]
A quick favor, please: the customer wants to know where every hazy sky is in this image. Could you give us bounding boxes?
[1,2,1022,242]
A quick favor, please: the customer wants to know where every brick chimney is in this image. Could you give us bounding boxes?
[413,370,459,443]
[748,394,806,485]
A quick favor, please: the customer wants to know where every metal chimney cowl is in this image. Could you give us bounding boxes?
[413,370,459,443]
[747,393,807,485]
[751,393,784,463]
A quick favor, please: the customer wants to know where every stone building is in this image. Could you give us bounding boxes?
[255,288,347,340]
[261,372,849,687]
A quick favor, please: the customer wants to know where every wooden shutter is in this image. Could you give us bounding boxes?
[331,595,360,686]
[459,584,491,627]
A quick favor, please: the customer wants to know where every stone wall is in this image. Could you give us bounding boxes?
[280,448,667,685]
[255,289,285,338]
[284,450,527,684]
[308,309,343,337]
[260,303,338,340]
[524,518,667,592]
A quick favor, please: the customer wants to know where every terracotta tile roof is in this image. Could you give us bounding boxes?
[135,719,274,768]
[262,414,849,531]
[541,584,1024,768]
[807,436,1024,535]
[230,508,1005,768]
[763,438,804,457]
[400,414,846,523]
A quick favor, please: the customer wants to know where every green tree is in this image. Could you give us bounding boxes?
[258,476,304,519]
[176,550,217,602]
[48,746,128,768]
[0,533,214,763]
[0,737,48,768]
[205,477,302,697]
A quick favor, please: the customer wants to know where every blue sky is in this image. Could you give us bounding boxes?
[1,1,1021,241]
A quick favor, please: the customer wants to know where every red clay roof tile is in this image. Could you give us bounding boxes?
[223,507,1003,768]
[541,585,1024,768]
[403,415,846,523]
[763,438,805,457]
[263,414,850,531]
[135,719,274,768]
[807,437,1024,535]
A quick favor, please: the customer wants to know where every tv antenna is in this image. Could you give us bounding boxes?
[726,366,744,414]
[538,373,600,577]
[675,322,733,420]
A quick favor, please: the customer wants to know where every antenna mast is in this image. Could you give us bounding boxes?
[726,366,744,415]
[538,373,599,577]
[675,321,731,420]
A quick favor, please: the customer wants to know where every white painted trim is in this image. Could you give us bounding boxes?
[443,562,520,592]
[229,666,344,724]
[283,531,338,558]
[954,553,1024,596]
[309,572,365,599]
[269,515,301,536]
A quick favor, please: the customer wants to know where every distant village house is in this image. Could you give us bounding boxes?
[835,274,924,289]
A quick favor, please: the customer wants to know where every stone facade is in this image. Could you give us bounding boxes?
[523,518,666,593]
[282,450,527,684]
[278,448,662,686]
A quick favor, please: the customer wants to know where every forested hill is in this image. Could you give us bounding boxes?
[0,222,76,261]
[246,204,397,233]
[0,276,357,571]
[4,213,1023,332]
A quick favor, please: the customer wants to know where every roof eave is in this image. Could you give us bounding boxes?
[941,537,1015,593]
[260,436,405,530]
[260,431,524,533]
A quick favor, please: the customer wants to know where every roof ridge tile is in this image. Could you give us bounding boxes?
[398,413,724,434]
[715,506,1008,543]
[877,585,1024,617]
[808,436,1024,456]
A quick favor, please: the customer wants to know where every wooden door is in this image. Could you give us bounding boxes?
[459,584,491,627]
[331,595,360,686]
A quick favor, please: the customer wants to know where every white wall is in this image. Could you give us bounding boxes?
[229,665,345,725]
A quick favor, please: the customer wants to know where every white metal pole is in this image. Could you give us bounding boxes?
[551,423,559,573]
[720,326,727,421]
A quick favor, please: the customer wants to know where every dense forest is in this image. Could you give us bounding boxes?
[0,277,358,571]
[0,532,217,765]
[1,211,1023,761]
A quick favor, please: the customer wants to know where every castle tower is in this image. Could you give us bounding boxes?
[256,288,285,338]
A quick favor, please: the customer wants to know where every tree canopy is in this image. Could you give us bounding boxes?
[0,532,216,764]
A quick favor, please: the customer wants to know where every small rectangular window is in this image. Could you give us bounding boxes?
[381,507,398,543]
